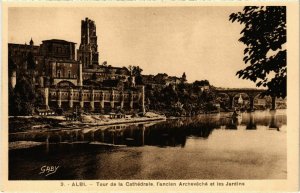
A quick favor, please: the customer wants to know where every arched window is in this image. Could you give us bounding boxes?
[68,70,71,78]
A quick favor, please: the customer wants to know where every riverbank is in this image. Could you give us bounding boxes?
[9,112,166,150]
[9,112,166,133]
[9,141,45,150]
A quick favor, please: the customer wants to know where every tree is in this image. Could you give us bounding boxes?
[102,61,107,66]
[181,72,187,83]
[128,65,143,76]
[128,65,143,85]
[229,6,286,99]
[9,72,44,115]
[8,56,17,77]
[11,73,35,115]
[27,52,36,71]
[193,80,210,87]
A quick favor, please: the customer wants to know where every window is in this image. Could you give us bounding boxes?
[68,70,71,78]
[57,70,61,78]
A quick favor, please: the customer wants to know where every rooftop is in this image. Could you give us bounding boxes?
[42,39,76,44]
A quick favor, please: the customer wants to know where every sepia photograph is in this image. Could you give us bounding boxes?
[2,2,299,192]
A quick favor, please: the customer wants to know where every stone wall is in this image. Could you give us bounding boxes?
[41,86,145,113]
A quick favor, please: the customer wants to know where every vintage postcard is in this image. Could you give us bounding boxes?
[1,1,299,192]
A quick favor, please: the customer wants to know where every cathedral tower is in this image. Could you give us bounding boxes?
[77,18,99,69]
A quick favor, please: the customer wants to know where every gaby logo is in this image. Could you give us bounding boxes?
[39,165,60,176]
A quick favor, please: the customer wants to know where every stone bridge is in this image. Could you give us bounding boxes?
[215,88,276,111]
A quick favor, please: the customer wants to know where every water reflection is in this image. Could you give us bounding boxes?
[269,110,280,130]
[246,113,257,130]
[10,110,287,148]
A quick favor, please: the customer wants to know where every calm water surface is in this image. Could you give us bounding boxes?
[9,110,287,180]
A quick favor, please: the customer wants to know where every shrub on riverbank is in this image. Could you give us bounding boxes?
[9,117,63,133]
[145,82,219,117]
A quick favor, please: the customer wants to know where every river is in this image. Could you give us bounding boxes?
[9,110,287,180]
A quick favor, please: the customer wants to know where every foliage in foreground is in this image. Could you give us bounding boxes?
[229,6,286,98]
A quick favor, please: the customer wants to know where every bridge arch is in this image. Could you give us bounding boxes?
[253,94,272,110]
[232,93,250,110]
[216,93,231,111]
[215,88,274,111]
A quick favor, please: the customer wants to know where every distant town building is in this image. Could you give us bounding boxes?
[82,65,131,82]
[142,73,187,89]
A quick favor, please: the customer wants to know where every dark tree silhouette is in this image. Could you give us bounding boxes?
[229,6,286,99]
[181,72,187,82]
[9,72,44,115]
[193,80,210,87]
[27,52,36,70]
[8,56,17,76]
[128,65,143,85]
[128,65,143,76]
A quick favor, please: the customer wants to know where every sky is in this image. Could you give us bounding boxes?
[8,6,257,88]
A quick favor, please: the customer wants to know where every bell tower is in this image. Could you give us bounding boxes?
[77,18,99,69]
